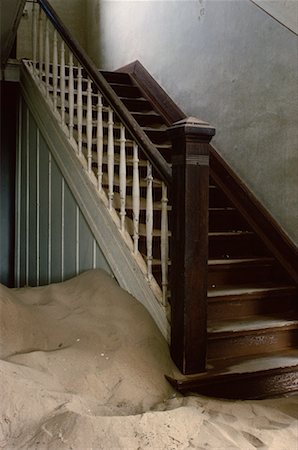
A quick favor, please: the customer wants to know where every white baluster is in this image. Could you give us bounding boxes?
[119,124,126,232]
[38,8,44,82]
[96,94,103,191]
[68,52,74,139]
[107,107,114,209]
[77,66,83,156]
[146,162,153,280]
[45,18,50,97]
[132,142,140,254]
[60,41,65,124]
[52,30,58,109]
[87,78,93,173]
[32,1,37,74]
[161,182,169,305]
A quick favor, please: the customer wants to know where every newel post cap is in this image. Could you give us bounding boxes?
[167,116,216,141]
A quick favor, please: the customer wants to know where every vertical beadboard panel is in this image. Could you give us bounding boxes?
[79,211,93,272]
[63,182,77,280]
[15,97,22,287]
[38,132,49,285]
[19,98,28,287]
[28,111,37,286]
[50,156,62,282]
[17,99,112,286]
[36,129,40,285]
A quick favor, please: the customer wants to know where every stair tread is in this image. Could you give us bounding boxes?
[209,231,253,236]
[209,207,235,211]
[112,191,172,210]
[207,349,298,375]
[172,349,298,380]
[208,315,298,334]
[166,349,298,398]
[208,257,274,266]
[208,283,298,298]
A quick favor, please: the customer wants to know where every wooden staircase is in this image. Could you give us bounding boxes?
[100,67,298,399]
[22,0,298,399]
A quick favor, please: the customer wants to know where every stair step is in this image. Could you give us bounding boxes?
[141,127,170,145]
[208,316,298,333]
[209,207,248,232]
[109,83,143,99]
[209,231,269,258]
[207,316,298,360]
[100,70,132,85]
[166,349,298,399]
[101,172,162,188]
[131,111,166,127]
[112,191,172,211]
[120,97,153,112]
[208,257,280,287]
[74,131,171,154]
[125,217,172,238]
[208,283,298,320]
[209,184,231,207]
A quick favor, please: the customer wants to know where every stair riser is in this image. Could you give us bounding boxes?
[121,98,152,113]
[132,113,166,128]
[209,209,248,232]
[208,264,281,287]
[109,84,143,98]
[209,235,269,259]
[168,368,298,400]
[207,328,298,360]
[101,71,132,84]
[209,187,231,208]
[208,293,298,321]
[144,130,170,145]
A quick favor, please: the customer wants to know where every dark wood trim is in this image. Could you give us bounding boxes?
[117,60,186,126]
[165,364,298,399]
[210,147,298,283]
[38,0,172,185]
[168,118,215,374]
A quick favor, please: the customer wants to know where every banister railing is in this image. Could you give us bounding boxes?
[36,0,172,185]
[23,0,172,306]
[21,0,217,375]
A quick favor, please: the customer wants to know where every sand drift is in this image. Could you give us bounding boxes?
[0,270,297,449]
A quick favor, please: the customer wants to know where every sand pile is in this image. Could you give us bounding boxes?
[0,269,297,449]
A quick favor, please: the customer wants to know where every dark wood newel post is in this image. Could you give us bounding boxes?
[168,117,216,375]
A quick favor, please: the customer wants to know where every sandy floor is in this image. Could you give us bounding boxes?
[0,270,297,449]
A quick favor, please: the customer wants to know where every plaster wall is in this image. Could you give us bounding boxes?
[86,0,298,245]
[252,0,298,34]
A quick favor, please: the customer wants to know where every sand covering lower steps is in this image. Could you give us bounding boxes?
[1,270,298,449]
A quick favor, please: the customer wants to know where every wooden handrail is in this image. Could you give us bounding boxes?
[38,0,172,185]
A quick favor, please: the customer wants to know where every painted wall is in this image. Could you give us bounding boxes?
[252,0,298,34]
[16,97,112,287]
[85,0,298,245]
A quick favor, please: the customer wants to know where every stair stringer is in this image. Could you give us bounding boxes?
[20,63,170,341]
